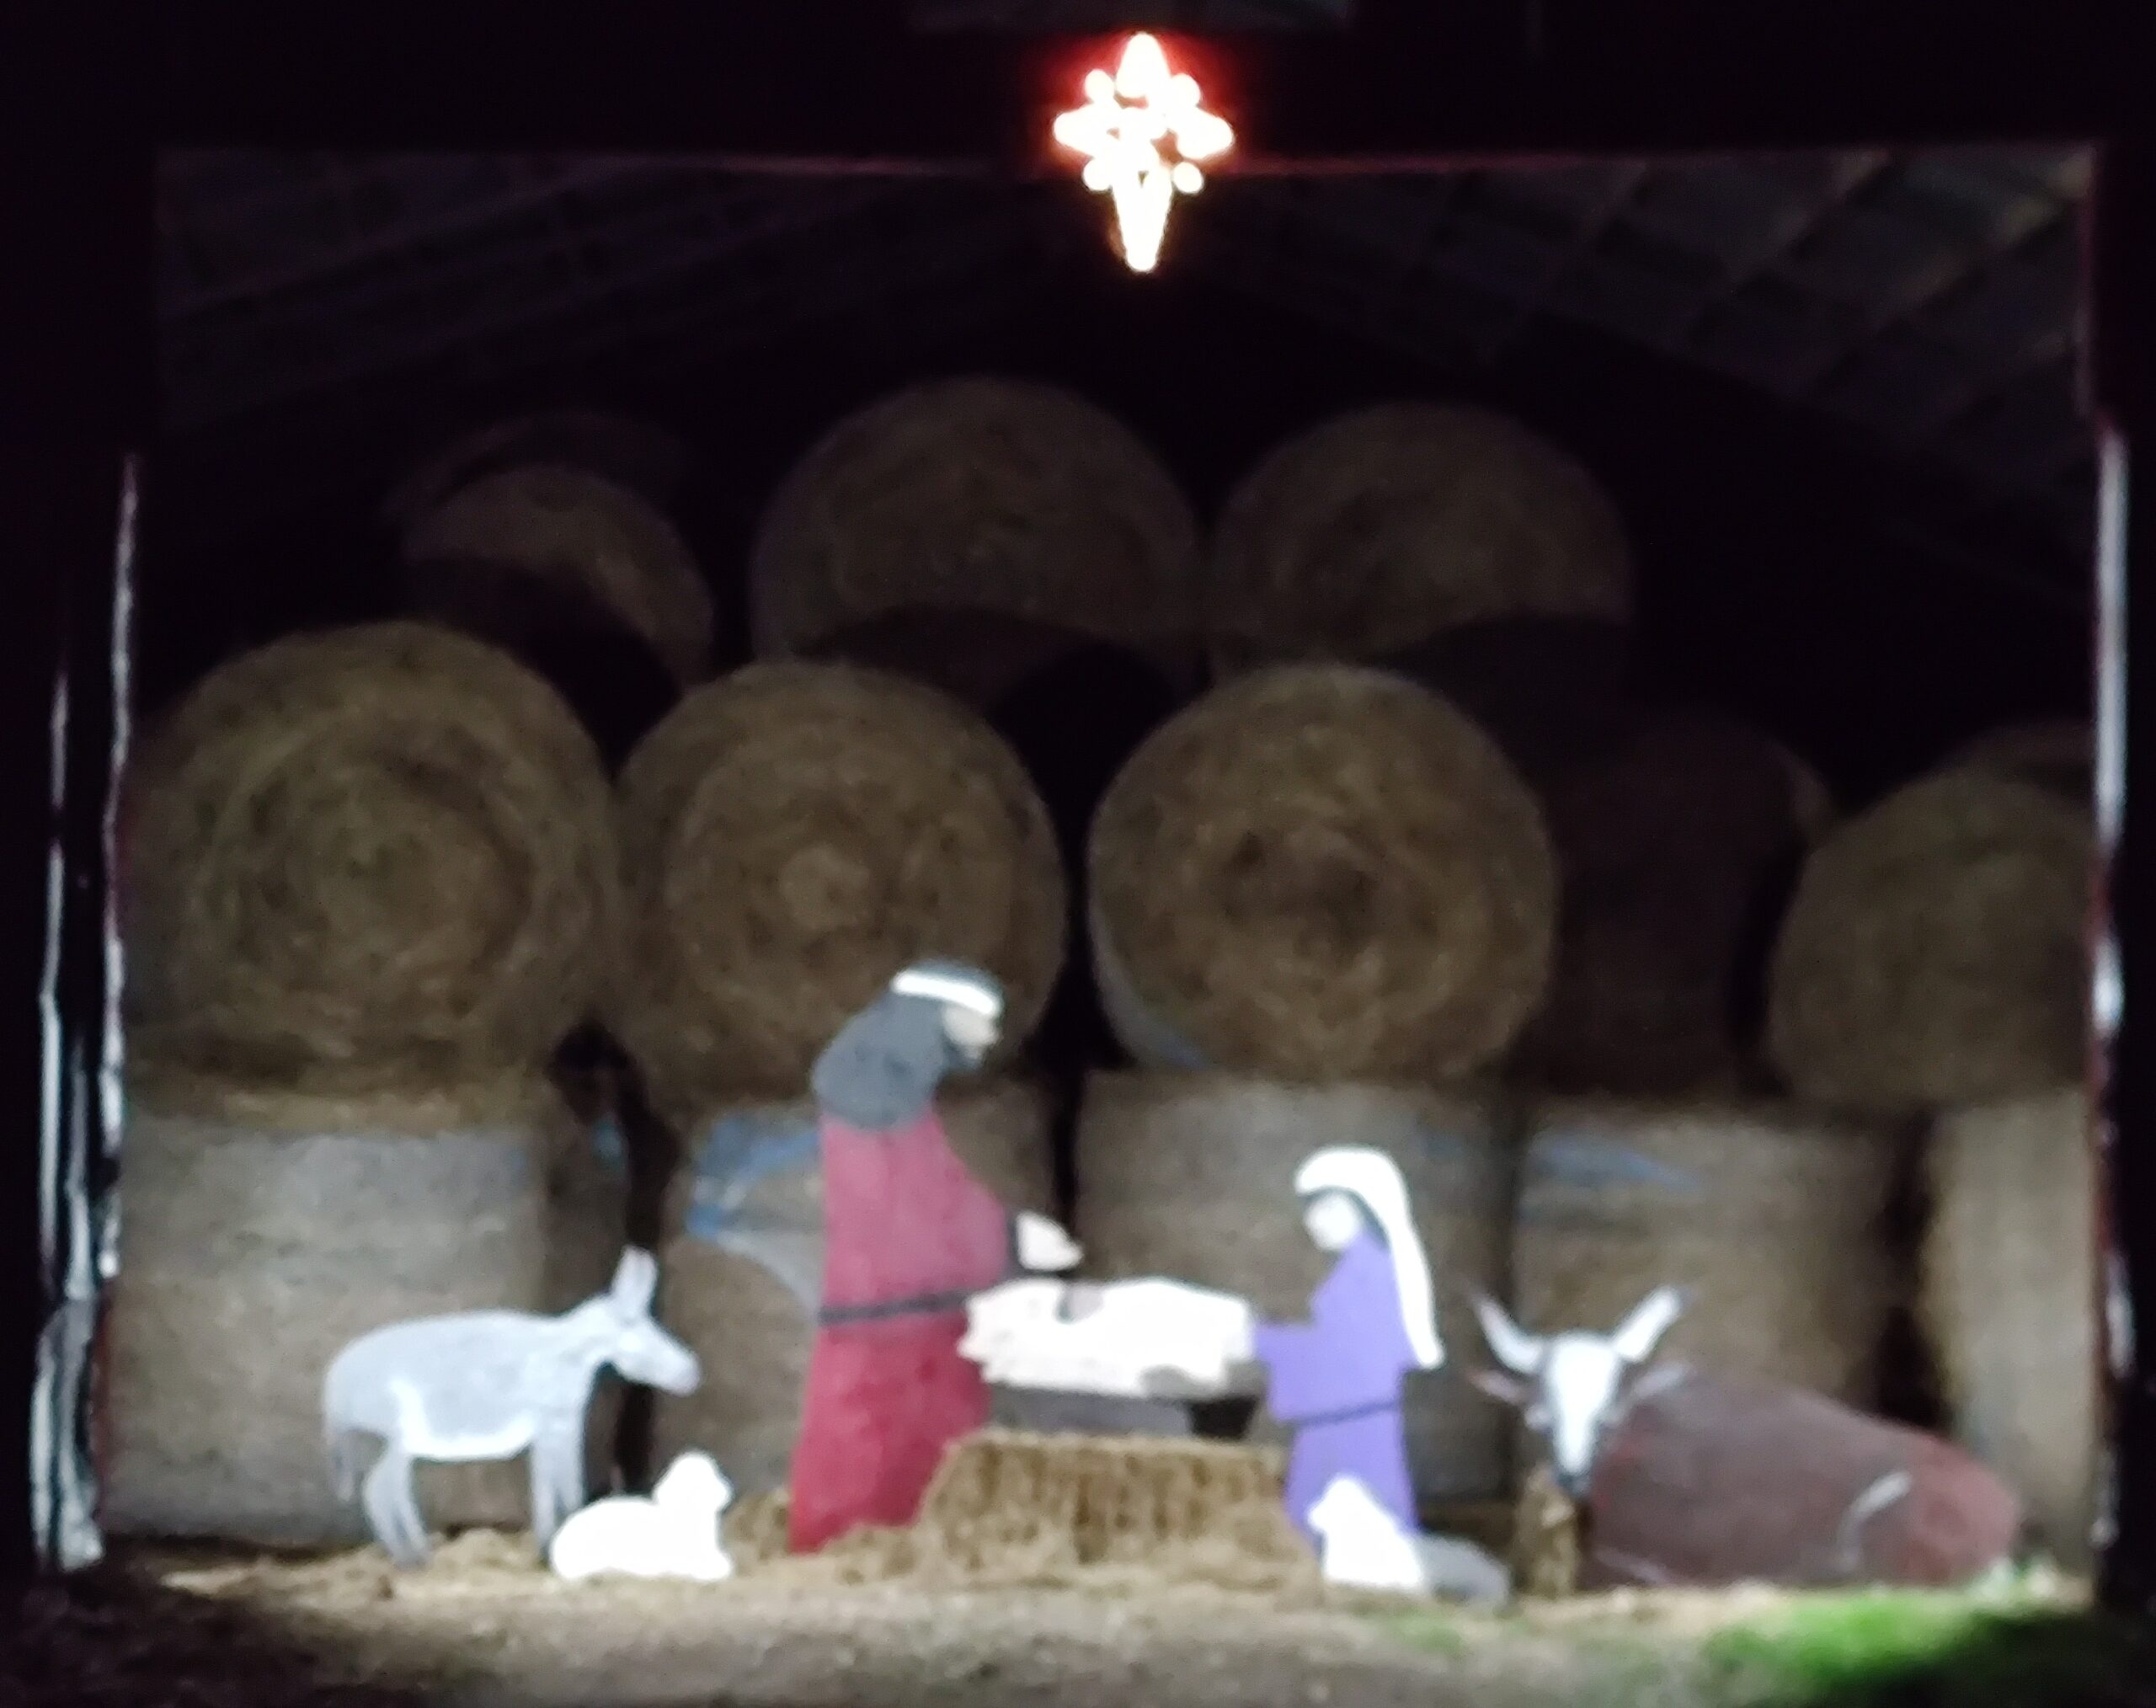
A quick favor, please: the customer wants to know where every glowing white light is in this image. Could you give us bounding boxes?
[1053,32,1235,275]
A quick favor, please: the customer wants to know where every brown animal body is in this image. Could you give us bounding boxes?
[1579,1365,2022,1589]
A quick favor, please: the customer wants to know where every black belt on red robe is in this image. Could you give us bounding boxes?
[817,1289,978,1327]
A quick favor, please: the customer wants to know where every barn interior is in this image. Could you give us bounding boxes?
[63,128,2127,1707]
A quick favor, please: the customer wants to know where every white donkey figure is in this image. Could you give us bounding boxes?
[323,1248,701,1567]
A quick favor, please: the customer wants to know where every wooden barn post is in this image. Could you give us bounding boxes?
[0,13,151,1579]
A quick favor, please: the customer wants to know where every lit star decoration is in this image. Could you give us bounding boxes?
[1052,33,1235,274]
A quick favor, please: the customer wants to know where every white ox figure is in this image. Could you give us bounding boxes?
[959,1277,1262,1400]
[1469,1286,1687,1500]
[1306,1474,1512,1605]
[548,1450,736,1583]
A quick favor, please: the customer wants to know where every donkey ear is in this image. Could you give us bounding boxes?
[611,1247,659,1312]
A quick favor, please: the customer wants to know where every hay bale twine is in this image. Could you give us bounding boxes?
[1945,719,2091,803]
[1072,1072,1515,1501]
[399,464,714,688]
[1508,711,1831,1097]
[748,377,1201,658]
[1207,404,1633,673]
[610,662,1065,1117]
[1088,666,1556,1081]
[383,409,691,527]
[123,623,619,1092]
[1766,772,2090,1113]
[649,1078,1053,1498]
[1513,1100,1902,1405]
[1922,1088,2100,1568]
[101,1076,568,1546]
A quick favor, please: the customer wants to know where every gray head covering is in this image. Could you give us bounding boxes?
[809,958,1004,1129]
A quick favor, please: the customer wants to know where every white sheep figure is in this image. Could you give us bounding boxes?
[547,1450,736,1583]
[1306,1474,1512,1606]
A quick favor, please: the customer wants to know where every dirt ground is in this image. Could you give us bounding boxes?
[1,1531,2121,1708]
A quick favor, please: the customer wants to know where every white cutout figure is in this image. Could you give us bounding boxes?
[1470,1285,1689,1497]
[1306,1474,1511,1605]
[548,1450,736,1583]
[960,1276,1260,1398]
[323,1247,701,1567]
[1015,1211,1083,1273]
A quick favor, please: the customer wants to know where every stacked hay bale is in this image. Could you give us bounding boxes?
[1766,756,2096,1561]
[1766,769,2090,1114]
[1506,710,1833,1097]
[1074,1074,1517,1503]
[650,1080,1055,1497]
[110,623,623,1544]
[1510,1101,1903,1405]
[390,415,712,768]
[608,660,1066,1120]
[1204,403,1633,673]
[755,381,1203,1086]
[749,376,1200,677]
[1920,1089,2101,1569]
[1087,665,1556,1081]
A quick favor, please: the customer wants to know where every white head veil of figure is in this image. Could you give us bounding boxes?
[1294,1146,1444,1372]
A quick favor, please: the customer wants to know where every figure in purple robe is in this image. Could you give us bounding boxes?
[1252,1147,1444,1545]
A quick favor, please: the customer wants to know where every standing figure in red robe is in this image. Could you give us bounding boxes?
[787,958,1080,1554]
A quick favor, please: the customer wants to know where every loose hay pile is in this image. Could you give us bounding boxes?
[610,662,1065,1114]
[1766,772,2091,1113]
[1074,1073,1515,1500]
[1922,1089,2100,1571]
[1508,711,1830,1097]
[124,623,620,1092]
[728,1431,1313,1593]
[399,464,714,689]
[1207,405,1633,672]
[1513,1100,1902,1406]
[1088,666,1556,1082]
[749,376,1201,657]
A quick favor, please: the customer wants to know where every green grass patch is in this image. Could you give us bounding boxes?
[1700,1587,2153,1707]
[1369,1605,1471,1657]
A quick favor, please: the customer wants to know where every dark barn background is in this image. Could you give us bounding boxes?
[146,146,2092,809]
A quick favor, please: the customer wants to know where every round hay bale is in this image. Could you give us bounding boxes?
[1512,1099,1903,1406]
[1087,666,1556,1082]
[100,1077,568,1547]
[748,377,1201,657]
[1508,711,1830,1097]
[123,623,619,1092]
[1945,719,2091,803]
[383,409,691,527]
[400,464,714,688]
[1207,404,1633,673]
[1922,1088,2100,1568]
[1766,772,2091,1113]
[1071,1071,1516,1501]
[648,1078,1053,1498]
[610,662,1066,1116]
